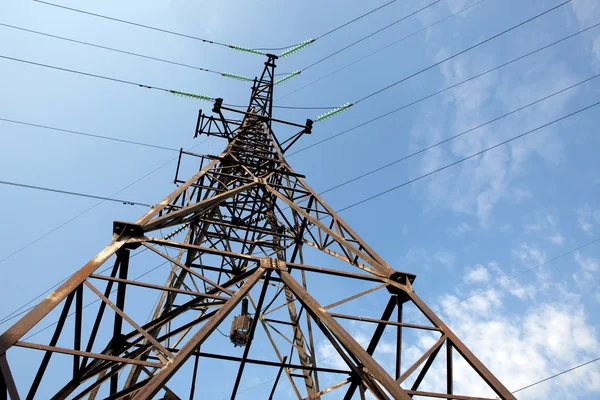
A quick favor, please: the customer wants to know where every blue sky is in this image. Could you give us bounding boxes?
[1,0,599,398]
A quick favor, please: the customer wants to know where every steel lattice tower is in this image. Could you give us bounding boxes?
[0,55,516,400]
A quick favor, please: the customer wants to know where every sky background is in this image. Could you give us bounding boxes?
[0,0,599,398]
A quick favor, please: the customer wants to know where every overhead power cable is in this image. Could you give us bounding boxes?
[317,71,600,195]
[271,0,445,88]
[0,117,179,151]
[8,17,595,158]
[315,0,397,40]
[334,99,599,213]
[20,259,171,342]
[0,22,256,83]
[33,0,398,55]
[306,0,572,123]
[0,138,209,266]
[0,245,152,325]
[352,0,571,105]
[289,19,600,153]
[302,0,443,72]
[0,54,331,110]
[0,180,152,207]
[4,74,597,225]
[33,0,269,56]
[4,98,597,243]
[512,357,600,394]
[4,69,596,214]
[278,0,487,101]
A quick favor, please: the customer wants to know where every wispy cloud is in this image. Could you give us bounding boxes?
[417,263,600,398]
[464,264,490,283]
[573,251,599,286]
[576,204,599,234]
[550,233,566,245]
[410,43,576,227]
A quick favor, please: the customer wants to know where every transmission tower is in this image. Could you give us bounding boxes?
[0,55,516,399]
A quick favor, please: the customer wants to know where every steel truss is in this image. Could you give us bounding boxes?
[0,55,516,399]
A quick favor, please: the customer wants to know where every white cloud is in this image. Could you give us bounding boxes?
[575,251,599,272]
[571,0,600,26]
[464,264,490,283]
[449,221,472,236]
[525,224,541,233]
[576,204,598,234]
[513,243,547,267]
[550,233,566,245]
[401,225,409,236]
[317,339,347,371]
[412,46,573,226]
[315,255,600,399]
[487,260,537,301]
[573,251,599,285]
[570,0,600,62]
[414,283,600,399]
[499,223,512,233]
[434,251,456,267]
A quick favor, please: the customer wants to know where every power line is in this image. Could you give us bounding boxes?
[0,117,179,152]
[317,71,600,195]
[512,357,600,394]
[0,245,151,325]
[0,54,331,110]
[0,53,176,92]
[5,84,597,240]
[352,0,571,105]
[0,22,250,81]
[0,139,209,266]
[32,0,268,55]
[289,20,600,155]
[32,0,399,54]
[302,0,443,72]
[335,98,599,213]
[9,17,594,161]
[0,180,152,207]
[316,0,398,40]
[294,0,571,122]
[20,259,171,342]
[278,0,487,101]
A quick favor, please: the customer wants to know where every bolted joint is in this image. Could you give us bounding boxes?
[113,221,144,249]
[386,270,417,298]
[261,257,286,270]
[113,221,144,238]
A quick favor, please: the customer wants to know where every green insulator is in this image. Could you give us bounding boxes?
[315,103,353,122]
[280,39,315,58]
[275,70,301,85]
[222,72,252,81]
[229,45,264,56]
[171,90,212,101]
